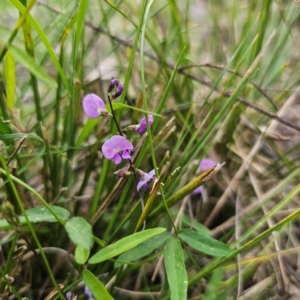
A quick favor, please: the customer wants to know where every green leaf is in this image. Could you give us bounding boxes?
[65,217,93,249]
[4,50,16,109]
[0,120,13,145]
[82,269,114,300]
[0,133,45,175]
[9,44,57,88]
[89,227,166,264]
[164,237,188,300]
[203,267,223,300]
[8,0,70,92]
[75,245,90,264]
[0,205,70,230]
[25,205,69,222]
[73,0,90,65]
[175,212,211,236]
[76,116,102,147]
[114,231,171,268]
[0,120,12,135]
[178,229,233,257]
[110,103,161,117]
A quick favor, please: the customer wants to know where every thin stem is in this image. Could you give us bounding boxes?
[0,156,66,299]
[107,93,145,213]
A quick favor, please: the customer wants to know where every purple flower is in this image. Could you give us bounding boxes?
[137,169,156,191]
[83,94,108,119]
[112,83,124,99]
[192,186,204,195]
[200,158,216,170]
[66,292,77,300]
[108,78,124,99]
[108,78,119,93]
[84,286,93,299]
[136,115,154,134]
[102,135,134,165]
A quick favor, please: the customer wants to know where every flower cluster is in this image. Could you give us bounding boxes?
[82,79,155,190]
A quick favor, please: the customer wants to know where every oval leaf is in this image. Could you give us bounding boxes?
[65,217,93,249]
[82,269,114,300]
[89,227,166,264]
[178,229,232,257]
[164,237,188,300]
[25,205,70,222]
[75,245,90,264]
[0,205,69,230]
[115,231,171,268]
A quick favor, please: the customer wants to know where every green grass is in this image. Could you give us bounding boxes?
[1,0,300,299]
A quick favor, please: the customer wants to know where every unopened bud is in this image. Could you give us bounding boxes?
[112,83,124,99]
[108,78,119,93]
[114,168,132,178]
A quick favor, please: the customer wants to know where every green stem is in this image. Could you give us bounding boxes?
[0,155,66,299]
[0,166,65,226]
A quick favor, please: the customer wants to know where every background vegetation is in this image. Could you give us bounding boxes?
[1,0,300,299]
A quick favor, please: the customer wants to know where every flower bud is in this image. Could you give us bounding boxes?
[114,168,132,178]
[112,83,124,99]
[108,78,119,93]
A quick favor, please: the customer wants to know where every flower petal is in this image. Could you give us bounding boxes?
[137,169,156,191]
[109,136,134,151]
[122,150,131,160]
[83,94,106,119]
[200,158,216,170]
[113,154,122,165]
[102,143,116,159]
[193,186,204,195]
[136,115,154,134]
[102,135,134,164]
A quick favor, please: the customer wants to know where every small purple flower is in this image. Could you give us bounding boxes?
[108,78,119,93]
[135,115,154,134]
[192,186,204,195]
[137,169,156,191]
[200,158,216,170]
[112,83,124,99]
[83,94,108,119]
[66,292,77,300]
[84,286,93,299]
[102,135,134,165]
